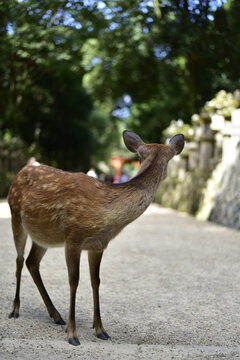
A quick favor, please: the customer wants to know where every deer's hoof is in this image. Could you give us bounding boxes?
[97,331,110,340]
[8,311,19,319]
[68,337,80,346]
[50,312,65,325]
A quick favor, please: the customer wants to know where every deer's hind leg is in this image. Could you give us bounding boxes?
[9,215,27,319]
[88,250,110,340]
[26,242,65,325]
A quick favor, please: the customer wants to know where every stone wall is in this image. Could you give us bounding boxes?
[209,150,240,229]
[155,91,240,230]
[197,108,240,230]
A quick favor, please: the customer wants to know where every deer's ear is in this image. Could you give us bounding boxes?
[123,131,145,153]
[169,134,185,155]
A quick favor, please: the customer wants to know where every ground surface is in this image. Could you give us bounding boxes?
[0,201,240,359]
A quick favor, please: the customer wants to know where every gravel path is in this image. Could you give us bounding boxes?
[0,201,240,359]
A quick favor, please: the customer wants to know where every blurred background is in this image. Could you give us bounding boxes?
[0,0,239,229]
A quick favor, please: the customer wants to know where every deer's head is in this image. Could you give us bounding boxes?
[123,130,185,168]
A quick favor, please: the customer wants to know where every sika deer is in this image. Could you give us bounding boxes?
[8,130,184,346]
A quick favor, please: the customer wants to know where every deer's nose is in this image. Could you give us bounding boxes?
[169,134,185,155]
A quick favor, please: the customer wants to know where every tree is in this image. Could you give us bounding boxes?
[1,0,240,171]
[0,0,115,171]
[81,0,240,140]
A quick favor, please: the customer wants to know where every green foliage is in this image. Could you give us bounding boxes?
[0,0,115,171]
[80,0,240,141]
[0,130,27,196]
[0,0,240,175]
[163,120,193,141]
[0,171,14,198]
[204,90,240,119]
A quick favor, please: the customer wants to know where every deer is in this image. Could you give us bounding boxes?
[7,130,184,346]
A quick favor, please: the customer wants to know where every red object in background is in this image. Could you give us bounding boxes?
[110,156,139,182]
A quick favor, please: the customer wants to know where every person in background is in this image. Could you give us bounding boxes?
[87,168,98,178]
[118,172,129,183]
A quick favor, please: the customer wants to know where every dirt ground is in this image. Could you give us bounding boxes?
[0,201,240,359]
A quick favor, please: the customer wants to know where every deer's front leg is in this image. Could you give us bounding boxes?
[88,250,110,340]
[65,242,81,346]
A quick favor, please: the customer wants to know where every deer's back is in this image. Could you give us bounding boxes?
[8,165,117,250]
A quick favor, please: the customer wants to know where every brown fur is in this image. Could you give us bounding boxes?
[8,131,184,345]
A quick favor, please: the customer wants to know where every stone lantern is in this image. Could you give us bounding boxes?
[197,111,214,170]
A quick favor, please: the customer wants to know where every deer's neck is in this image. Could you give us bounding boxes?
[106,151,168,225]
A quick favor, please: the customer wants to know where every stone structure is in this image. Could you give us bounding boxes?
[156,91,240,230]
[209,152,240,229]
[198,109,240,230]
